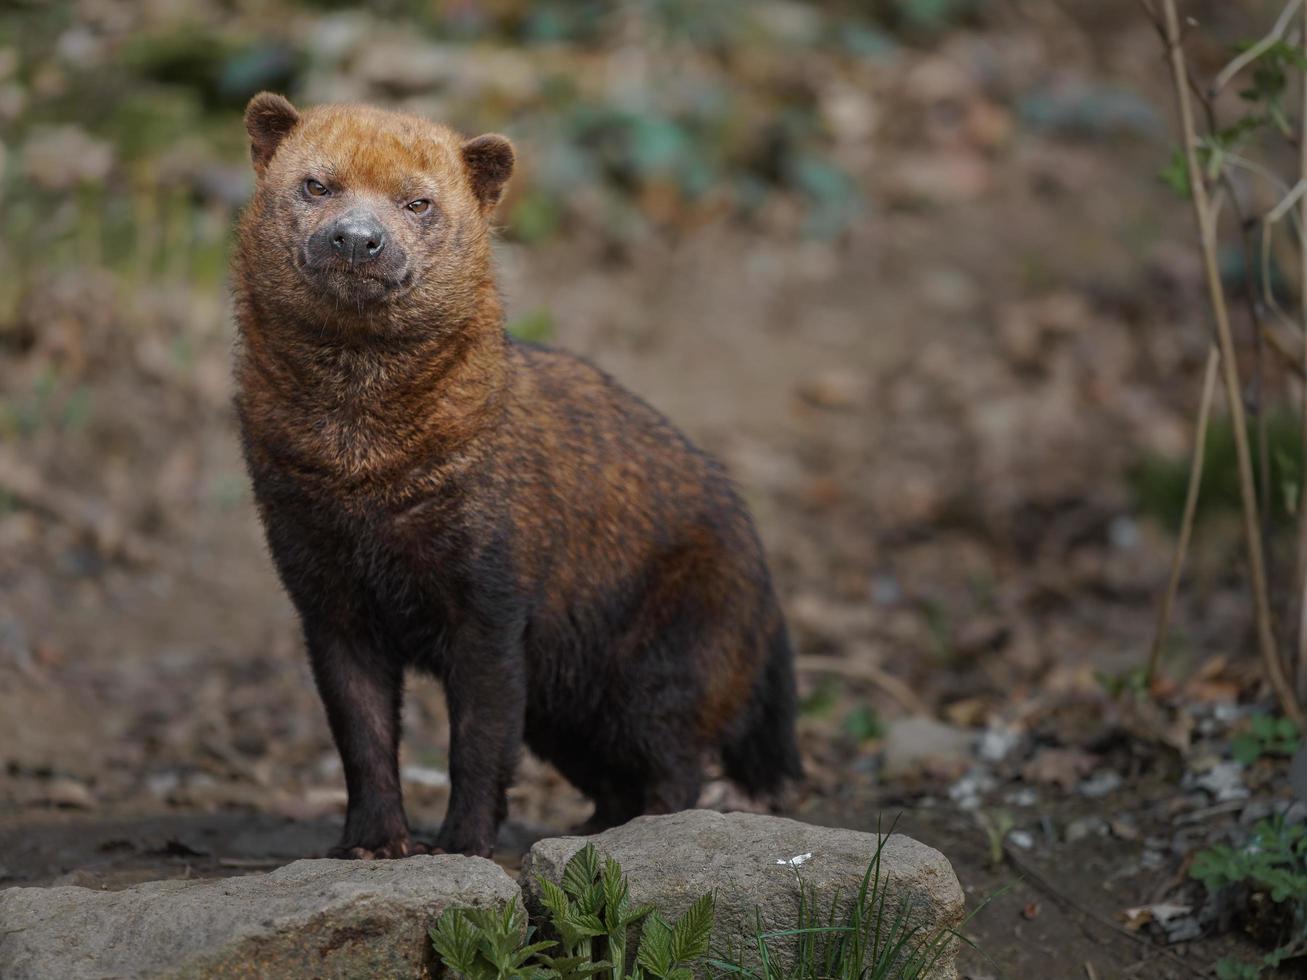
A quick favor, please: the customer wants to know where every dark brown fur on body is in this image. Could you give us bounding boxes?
[233,93,802,859]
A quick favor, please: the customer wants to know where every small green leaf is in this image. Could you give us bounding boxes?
[1232,732,1263,765]
[1160,147,1190,199]
[635,913,673,977]
[538,876,572,923]
[668,893,714,963]
[563,844,601,900]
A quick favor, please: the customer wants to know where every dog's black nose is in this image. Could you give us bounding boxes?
[328,213,386,265]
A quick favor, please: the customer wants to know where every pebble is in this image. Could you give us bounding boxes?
[1078,770,1122,798]
[1186,761,1249,802]
[28,777,95,809]
[1064,815,1108,843]
[882,715,974,779]
[948,768,997,811]
[1007,830,1034,850]
[401,765,449,788]
[1004,787,1038,807]
[977,725,1023,764]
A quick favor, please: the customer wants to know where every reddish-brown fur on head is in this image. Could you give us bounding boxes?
[236,92,514,335]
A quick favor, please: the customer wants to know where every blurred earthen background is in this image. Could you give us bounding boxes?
[1,1,1303,975]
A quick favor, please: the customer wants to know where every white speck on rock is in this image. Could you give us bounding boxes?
[777,852,812,867]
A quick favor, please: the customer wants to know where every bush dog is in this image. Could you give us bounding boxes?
[232,93,802,858]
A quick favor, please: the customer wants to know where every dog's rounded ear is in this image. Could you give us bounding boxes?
[245,92,300,176]
[461,134,515,211]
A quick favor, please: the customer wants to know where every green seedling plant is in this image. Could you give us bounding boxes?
[1191,816,1307,978]
[1232,713,1301,766]
[431,843,714,980]
[430,902,561,980]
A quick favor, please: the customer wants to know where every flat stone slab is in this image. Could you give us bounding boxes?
[521,810,965,980]
[0,854,519,979]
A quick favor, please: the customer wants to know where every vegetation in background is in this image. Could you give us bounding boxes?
[1140,0,1307,727]
[1191,817,1307,978]
[1131,412,1305,530]
[800,681,886,745]
[508,309,557,344]
[1231,713,1301,766]
[0,0,943,308]
[1139,8,1307,973]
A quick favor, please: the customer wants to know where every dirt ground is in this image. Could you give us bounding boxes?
[2,3,1305,977]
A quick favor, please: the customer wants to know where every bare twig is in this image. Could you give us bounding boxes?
[1260,179,1307,342]
[1266,318,1307,375]
[796,653,930,715]
[1224,175,1273,540]
[1297,5,1307,704]
[1147,345,1220,685]
[1158,0,1304,725]
[1211,0,1304,96]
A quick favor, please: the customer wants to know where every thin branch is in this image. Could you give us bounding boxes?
[1266,319,1307,376]
[1297,4,1307,703]
[1226,177,1273,541]
[1147,346,1220,685]
[1211,0,1304,96]
[1226,153,1300,199]
[1262,204,1300,333]
[796,654,930,716]
[1158,0,1304,725]
[1267,177,1307,221]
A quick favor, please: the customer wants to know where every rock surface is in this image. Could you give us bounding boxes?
[521,810,965,980]
[0,854,519,980]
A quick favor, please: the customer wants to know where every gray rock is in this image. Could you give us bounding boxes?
[0,855,519,980]
[521,810,964,980]
[976,724,1023,764]
[1006,830,1034,850]
[1184,761,1248,802]
[882,716,975,779]
[1064,815,1109,843]
[947,767,997,811]
[1077,769,1123,798]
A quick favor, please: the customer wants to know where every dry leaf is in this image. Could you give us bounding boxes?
[1022,747,1099,791]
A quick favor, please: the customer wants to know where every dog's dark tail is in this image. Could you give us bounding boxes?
[721,620,804,797]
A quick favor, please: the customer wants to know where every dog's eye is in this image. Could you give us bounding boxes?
[305,179,329,197]
[406,199,431,214]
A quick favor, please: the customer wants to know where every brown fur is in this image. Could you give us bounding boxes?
[232,94,801,858]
